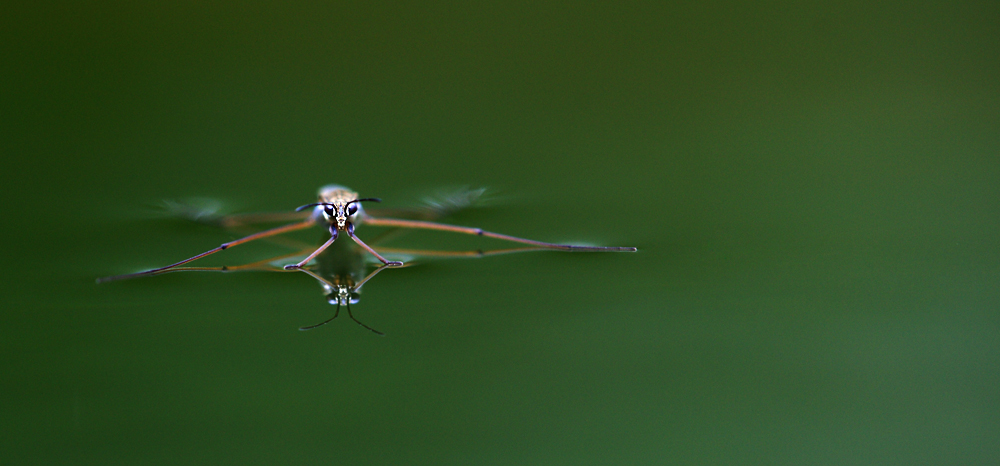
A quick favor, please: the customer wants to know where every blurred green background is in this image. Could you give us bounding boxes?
[2,1,998,464]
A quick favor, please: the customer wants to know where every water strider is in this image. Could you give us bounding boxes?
[98,185,638,333]
[100,184,636,281]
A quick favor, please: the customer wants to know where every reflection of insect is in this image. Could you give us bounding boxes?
[100,184,637,281]
[288,241,401,335]
[295,262,393,334]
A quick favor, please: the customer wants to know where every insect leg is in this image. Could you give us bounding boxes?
[347,223,404,266]
[283,224,338,270]
[373,246,550,259]
[98,219,316,283]
[361,217,637,252]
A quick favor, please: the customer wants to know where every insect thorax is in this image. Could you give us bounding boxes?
[318,185,358,205]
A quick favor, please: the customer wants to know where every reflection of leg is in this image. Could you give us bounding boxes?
[347,223,404,266]
[98,219,316,283]
[99,248,314,278]
[353,262,400,289]
[293,262,398,296]
[362,217,637,251]
[284,225,338,270]
[294,266,336,289]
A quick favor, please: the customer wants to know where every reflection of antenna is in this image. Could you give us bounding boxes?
[299,303,340,331]
[298,301,384,336]
[296,261,395,291]
[346,301,384,336]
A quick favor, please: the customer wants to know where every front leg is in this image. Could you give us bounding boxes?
[346,222,404,267]
[284,224,340,270]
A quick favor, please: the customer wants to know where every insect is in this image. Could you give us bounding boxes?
[98,185,637,332]
[100,184,637,282]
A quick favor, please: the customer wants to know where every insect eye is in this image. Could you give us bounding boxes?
[325,207,334,216]
[347,204,358,216]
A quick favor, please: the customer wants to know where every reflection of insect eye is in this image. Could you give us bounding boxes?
[348,204,358,215]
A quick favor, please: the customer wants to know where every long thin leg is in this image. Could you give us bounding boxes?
[347,223,404,266]
[98,219,316,283]
[161,199,312,228]
[283,225,338,270]
[373,246,550,259]
[362,187,485,221]
[127,248,315,277]
[361,216,637,252]
[362,189,484,245]
[162,200,315,250]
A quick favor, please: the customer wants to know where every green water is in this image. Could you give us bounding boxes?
[3,1,998,464]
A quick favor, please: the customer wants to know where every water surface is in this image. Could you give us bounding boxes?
[2,1,998,464]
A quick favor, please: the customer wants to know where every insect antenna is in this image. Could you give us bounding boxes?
[299,303,341,331]
[295,202,326,212]
[346,301,384,336]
